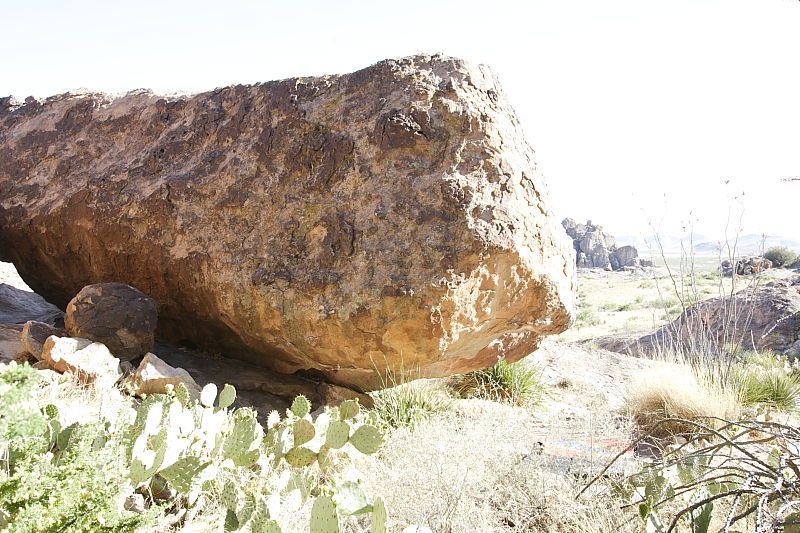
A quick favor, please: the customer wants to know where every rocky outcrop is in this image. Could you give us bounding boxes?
[0,324,24,364]
[65,283,158,361]
[0,54,575,389]
[594,277,800,358]
[562,219,648,271]
[720,256,773,277]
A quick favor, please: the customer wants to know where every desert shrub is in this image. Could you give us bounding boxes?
[764,246,798,267]
[625,362,740,437]
[586,418,800,532]
[730,358,800,411]
[370,380,451,430]
[0,362,156,532]
[0,362,387,532]
[452,360,545,406]
[575,304,601,329]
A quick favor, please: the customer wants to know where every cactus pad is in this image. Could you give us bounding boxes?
[338,399,359,420]
[285,446,317,468]
[200,383,218,407]
[160,456,209,493]
[293,418,315,447]
[310,495,340,533]
[349,425,382,454]
[291,395,311,418]
[217,383,236,410]
[325,420,350,449]
[372,497,387,533]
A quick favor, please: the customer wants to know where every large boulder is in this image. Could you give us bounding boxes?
[65,282,158,361]
[0,54,575,389]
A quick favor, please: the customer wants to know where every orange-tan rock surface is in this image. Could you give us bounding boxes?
[0,54,575,389]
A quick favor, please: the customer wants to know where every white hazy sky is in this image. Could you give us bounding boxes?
[3,0,799,242]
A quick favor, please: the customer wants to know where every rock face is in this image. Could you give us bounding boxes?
[561,219,645,271]
[0,54,575,389]
[594,277,800,358]
[65,283,158,361]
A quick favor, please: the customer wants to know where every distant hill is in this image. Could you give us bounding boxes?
[692,235,800,255]
[616,233,800,256]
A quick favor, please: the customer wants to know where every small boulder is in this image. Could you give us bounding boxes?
[613,245,639,268]
[21,321,66,360]
[41,336,123,387]
[126,352,200,399]
[65,283,158,361]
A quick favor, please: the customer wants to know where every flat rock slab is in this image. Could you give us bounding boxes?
[0,284,63,325]
[0,54,575,389]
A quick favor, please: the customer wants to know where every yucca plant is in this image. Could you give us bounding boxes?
[452,359,544,407]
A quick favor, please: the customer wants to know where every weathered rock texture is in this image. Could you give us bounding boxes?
[0,54,574,389]
[65,282,158,361]
[594,277,800,359]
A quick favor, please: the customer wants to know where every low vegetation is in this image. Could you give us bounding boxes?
[452,359,545,406]
[0,362,386,533]
[369,380,451,430]
[764,246,798,267]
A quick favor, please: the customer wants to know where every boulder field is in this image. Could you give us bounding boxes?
[0,54,575,390]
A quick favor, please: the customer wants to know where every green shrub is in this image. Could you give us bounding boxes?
[732,366,800,411]
[587,418,800,533]
[452,360,545,406]
[0,362,156,532]
[370,380,451,430]
[575,305,601,329]
[764,246,798,267]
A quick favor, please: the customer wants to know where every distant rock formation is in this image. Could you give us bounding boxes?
[561,219,651,271]
[720,257,773,277]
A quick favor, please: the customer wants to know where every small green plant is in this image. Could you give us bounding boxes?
[764,246,798,267]
[575,304,601,329]
[370,379,451,431]
[452,360,545,406]
[732,366,800,411]
[584,418,800,533]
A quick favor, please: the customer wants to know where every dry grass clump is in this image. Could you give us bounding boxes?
[626,362,740,437]
[451,359,545,406]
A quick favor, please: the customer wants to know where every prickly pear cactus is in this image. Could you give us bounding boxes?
[217,384,236,410]
[293,418,315,447]
[338,399,359,420]
[290,395,311,418]
[349,425,383,454]
[324,420,350,449]
[310,495,339,533]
